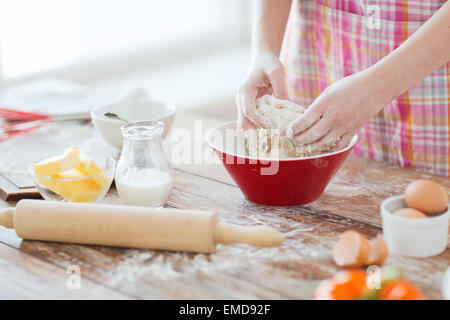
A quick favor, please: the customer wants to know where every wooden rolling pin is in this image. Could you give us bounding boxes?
[0,200,284,253]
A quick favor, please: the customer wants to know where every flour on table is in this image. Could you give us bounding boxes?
[244,95,336,159]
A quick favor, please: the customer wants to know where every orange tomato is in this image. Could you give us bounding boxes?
[379,279,426,300]
[314,269,367,300]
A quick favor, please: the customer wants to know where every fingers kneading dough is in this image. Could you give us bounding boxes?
[366,234,389,266]
[332,231,370,268]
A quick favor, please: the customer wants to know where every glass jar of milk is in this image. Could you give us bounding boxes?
[115,121,173,207]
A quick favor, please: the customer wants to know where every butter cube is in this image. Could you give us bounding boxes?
[37,177,59,194]
[33,146,108,202]
[33,146,81,176]
[68,186,103,202]
[79,158,109,188]
[52,167,95,196]
[53,168,103,202]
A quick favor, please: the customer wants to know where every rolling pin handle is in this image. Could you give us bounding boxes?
[0,207,14,229]
[214,222,284,247]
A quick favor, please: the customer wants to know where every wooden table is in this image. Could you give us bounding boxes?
[0,111,448,299]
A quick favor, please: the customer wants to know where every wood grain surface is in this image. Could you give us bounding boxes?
[0,111,448,299]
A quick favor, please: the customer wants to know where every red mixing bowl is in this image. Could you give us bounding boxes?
[206,121,358,207]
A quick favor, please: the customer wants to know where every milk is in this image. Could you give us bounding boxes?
[116,169,173,207]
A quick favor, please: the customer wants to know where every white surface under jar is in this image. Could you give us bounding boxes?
[381,195,449,258]
[115,121,173,207]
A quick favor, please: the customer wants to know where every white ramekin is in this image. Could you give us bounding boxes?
[380,195,449,258]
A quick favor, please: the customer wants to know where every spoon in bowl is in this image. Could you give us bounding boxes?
[104,112,129,122]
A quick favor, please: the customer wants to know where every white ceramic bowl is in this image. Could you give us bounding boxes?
[91,98,176,149]
[381,195,449,258]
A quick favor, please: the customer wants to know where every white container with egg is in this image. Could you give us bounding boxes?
[381,195,449,258]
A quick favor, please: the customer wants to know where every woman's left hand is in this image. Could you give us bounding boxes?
[290,69,394,152]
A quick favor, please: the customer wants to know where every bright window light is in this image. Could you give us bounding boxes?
[0,0,245,80]
[0,0,80,78]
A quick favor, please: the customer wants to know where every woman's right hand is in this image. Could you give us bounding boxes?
[236,52,289,129]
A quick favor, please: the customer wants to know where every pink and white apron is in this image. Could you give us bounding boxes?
[281,0,450,176]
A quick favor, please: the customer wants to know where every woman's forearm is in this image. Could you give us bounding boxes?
[252,0,292,56]
[371,1,450,104]
[237,0,292,129]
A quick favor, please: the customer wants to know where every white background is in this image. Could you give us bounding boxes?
[0,0,252,113]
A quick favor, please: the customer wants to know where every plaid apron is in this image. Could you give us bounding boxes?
[282,0,450,176]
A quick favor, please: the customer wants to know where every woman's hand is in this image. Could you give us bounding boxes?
[290,69,393,152]
[236,52,289,129]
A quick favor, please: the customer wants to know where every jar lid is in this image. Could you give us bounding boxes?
[121,121,164,140]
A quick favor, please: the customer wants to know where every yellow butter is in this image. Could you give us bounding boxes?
[54,168,102,202]
[79,158,109,188]
[33,146,81,176]
[37,177,59,194]
[34,146,108,202]
[68,186,103,202]
[52,167,99,196]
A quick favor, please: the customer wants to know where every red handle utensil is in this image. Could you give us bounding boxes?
[0,119,51,142]
[0,108,51,122]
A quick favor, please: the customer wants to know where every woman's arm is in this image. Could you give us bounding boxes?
[291,1,450,151]
[236,0,292,129]
[252,0,292,56]
[374,1,450,102]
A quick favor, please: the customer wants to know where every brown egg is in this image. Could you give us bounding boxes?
[366,234,389,266]
[404,179,448,216]
[332,230,370,268]
[394,208,428,219]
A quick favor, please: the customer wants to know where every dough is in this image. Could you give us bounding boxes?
[256,94,305,129]
[244,95,336,158]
